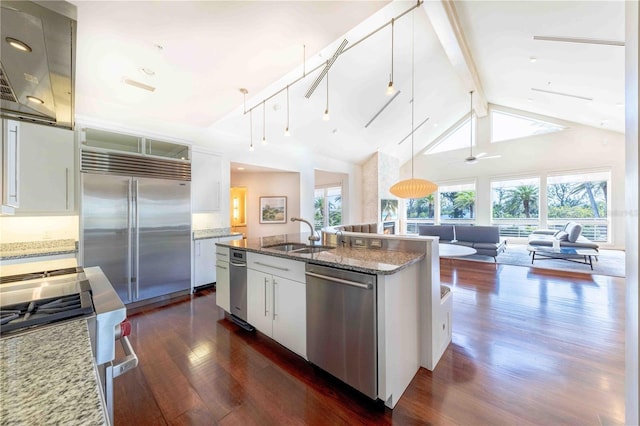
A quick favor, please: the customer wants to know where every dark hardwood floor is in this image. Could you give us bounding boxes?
[114,261,625,425]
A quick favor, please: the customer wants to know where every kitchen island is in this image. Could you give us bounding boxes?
[0,319,108,425]
[216,231,447,409]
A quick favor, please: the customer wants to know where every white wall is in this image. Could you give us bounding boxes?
[404,106,626,248]
[625,1,639,423]
[230,171,301,239]
[0,216,79,243]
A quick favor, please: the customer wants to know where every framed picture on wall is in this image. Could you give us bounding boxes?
[259,196,287,224]
[381,199,398,221]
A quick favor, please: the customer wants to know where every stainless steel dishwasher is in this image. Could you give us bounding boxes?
[305,263,377,399]
[229,249,251,329]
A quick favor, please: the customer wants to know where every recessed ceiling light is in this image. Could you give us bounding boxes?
[26,95,44,104]
[5,37,32,52]
[140,67,155,76]
[237,167,245,170]
[529,57,537,63]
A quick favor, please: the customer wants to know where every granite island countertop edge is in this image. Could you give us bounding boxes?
[215,237,424,275]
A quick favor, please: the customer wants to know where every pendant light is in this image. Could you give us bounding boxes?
[465,91,477,164]
[284,85,290,136]
[323,62,330,121]
[249,108,254,152]
[262,101,267,145]
[386,18,396,96]
[389,11,438,199]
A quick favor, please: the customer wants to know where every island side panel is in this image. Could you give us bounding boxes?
[377,261,420,408]
[419,238,445,370]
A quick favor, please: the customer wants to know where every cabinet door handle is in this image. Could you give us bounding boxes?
[264,277,268,317]
[272,279,277,320]
[217,265,227,270]
[65,168,69,210]
[8,126,19,203]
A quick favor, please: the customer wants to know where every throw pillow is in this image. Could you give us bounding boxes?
[567,223,583,243]
[555,231,569,241]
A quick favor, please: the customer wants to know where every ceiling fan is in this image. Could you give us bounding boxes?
[464,90,501,164]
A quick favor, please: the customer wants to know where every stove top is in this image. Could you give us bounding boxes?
[0,266,84,284]
[0,267,95,337]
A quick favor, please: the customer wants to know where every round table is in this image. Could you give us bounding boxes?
[438,243,477,258]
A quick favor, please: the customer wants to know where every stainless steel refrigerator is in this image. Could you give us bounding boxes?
[81,173,191,304]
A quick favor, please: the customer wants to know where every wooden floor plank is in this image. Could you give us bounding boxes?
[114,260,625,425]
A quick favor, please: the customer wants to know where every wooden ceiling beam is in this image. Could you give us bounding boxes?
[420,0,488,117]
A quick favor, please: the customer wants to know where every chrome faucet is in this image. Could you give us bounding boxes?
[291,217,321,244]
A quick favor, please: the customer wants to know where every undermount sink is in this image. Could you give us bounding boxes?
[291,245,335,254]
[262,243,335,254]
[262,242,308,252]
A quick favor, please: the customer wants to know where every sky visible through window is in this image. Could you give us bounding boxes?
[491,110,565,143]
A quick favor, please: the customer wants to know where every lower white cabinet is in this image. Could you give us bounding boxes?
[194,238,217,287]
[194,234,242,289]
[215,246,230,312]
[247,253,306,358]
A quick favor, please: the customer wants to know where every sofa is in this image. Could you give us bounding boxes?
[333,223,379,233]
[528,221,599,251]
[418,225,507,261]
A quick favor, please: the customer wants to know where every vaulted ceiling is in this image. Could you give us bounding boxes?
[73,1,625,167]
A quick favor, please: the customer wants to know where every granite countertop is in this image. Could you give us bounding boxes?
[0,319,108,425]
[0,239,78,260]
[193,228,243,240]
[216,233,424,275]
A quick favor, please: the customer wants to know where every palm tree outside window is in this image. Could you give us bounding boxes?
[547,171,610,242]
[314,186,342,230]
[439,183,476,224]
[491,177,540,238]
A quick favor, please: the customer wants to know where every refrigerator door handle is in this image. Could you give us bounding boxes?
[133,179,140,300]
[127,180,133,302]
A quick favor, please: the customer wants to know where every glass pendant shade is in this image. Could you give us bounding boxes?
[389,178,437,199]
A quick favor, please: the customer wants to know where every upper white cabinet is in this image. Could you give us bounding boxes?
[2,120,75,215]
[191,150,222,212]
[1,120,20,213]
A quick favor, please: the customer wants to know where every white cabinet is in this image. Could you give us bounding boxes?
[1,120,20,213]
[15,121,75,213]
[215,246,230,312]
[247,252,306,358]
[194,234,242,289]
[191,151,221,212]
[194,238,217,287]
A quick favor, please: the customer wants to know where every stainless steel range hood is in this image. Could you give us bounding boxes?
[0,1,76,129]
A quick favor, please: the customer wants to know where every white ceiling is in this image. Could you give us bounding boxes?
[72,0,625,167]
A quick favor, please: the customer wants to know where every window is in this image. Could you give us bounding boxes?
[425,116,475,155]
[439,183,476,222]
[491,110,565,143]
[491,177,540,237]
[405,194,436,234]
[547,171,609,242]
[314,186,342,230]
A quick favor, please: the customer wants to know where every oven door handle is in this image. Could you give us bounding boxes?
[112,336,138,379]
